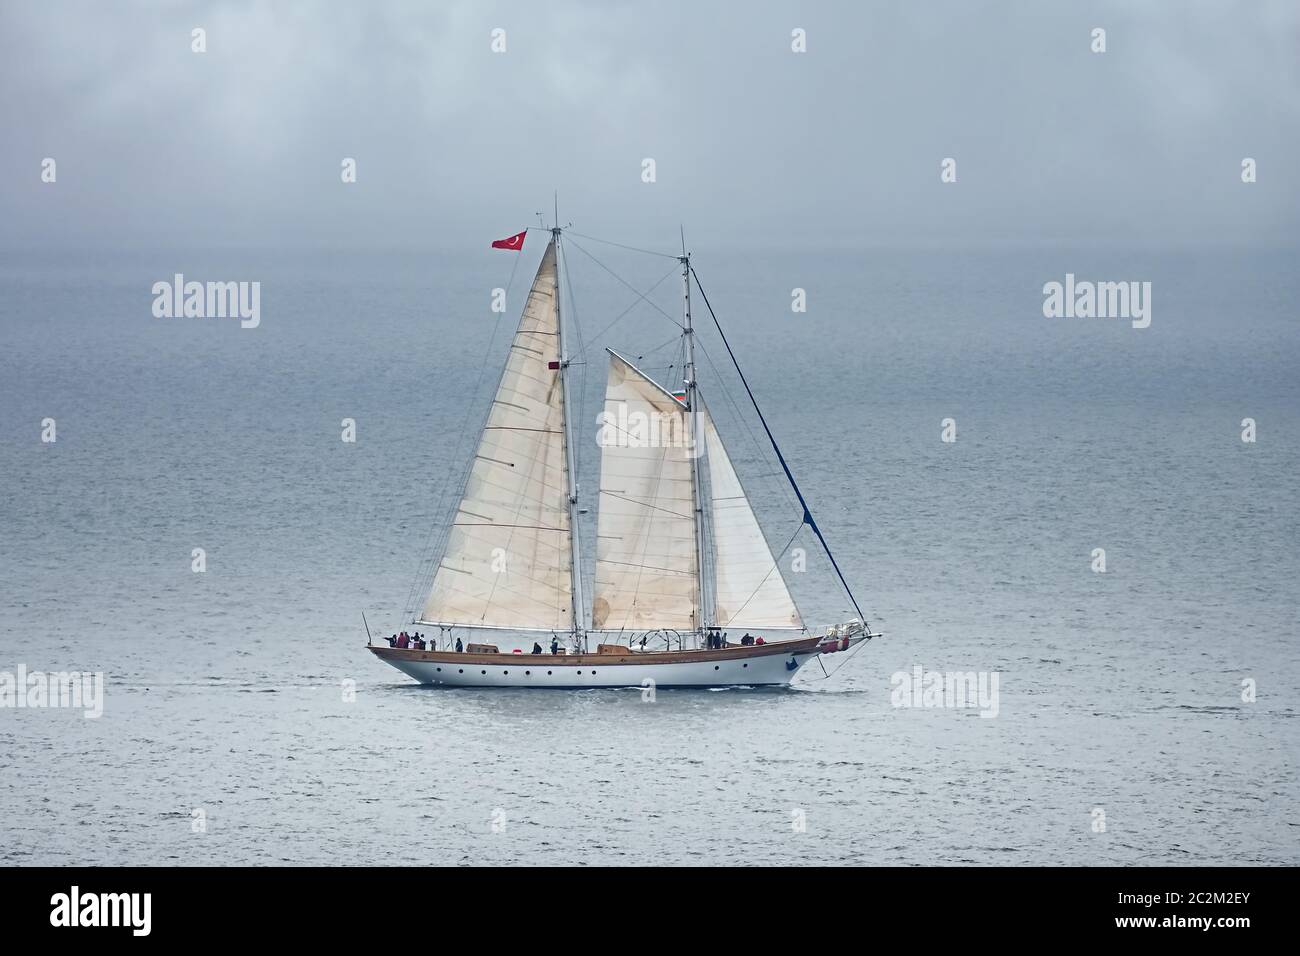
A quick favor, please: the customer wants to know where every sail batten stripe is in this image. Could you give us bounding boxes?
[598,491,694,520]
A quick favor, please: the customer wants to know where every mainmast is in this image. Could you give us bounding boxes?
[554,226,586,649]
[681,246,713,637]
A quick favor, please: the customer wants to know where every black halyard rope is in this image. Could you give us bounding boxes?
[694,337,800,516]
[690,267,869,629]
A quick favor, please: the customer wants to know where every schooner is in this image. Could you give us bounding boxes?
[369,223,877,688]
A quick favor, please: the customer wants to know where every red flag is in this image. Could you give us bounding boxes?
[491,230,527,251]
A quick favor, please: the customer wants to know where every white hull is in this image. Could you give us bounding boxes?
[369,639,841,689]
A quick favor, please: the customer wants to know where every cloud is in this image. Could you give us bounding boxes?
[1,0,1296,250]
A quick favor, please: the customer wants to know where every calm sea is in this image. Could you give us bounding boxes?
[1,242,1296,865]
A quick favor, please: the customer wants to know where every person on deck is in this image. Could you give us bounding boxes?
[550,637,560,655]
[532,642,543,654]
[388,634,397,647]
[455,637,464,653]
[397,633,409,649]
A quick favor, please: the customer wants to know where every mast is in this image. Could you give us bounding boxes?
[554,225,586,649]
[681,244,713,637]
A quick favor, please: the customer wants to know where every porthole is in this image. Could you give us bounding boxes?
[481,670,486,675]
[577,670,583,675]
[458,669,464,674]
[437,667,442,672]
[743,663,748,668]
[714,665,720,671]
[503,671,509,675]
[525,670,531,676]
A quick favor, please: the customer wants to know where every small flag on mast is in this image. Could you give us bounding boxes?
[491,230,527,251]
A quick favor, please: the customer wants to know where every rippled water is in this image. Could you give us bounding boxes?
[1,244,1296,865]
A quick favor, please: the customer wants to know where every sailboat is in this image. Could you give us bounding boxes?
[368,223,878,688]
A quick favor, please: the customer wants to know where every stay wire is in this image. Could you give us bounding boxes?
[564,236,683,330]
[565,230,679,260]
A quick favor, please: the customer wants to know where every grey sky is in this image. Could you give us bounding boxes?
[2,0,1297,250]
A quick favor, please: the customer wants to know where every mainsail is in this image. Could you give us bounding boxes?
[700,400,803,629]
[591,350,699,632]
[419,240,573,631]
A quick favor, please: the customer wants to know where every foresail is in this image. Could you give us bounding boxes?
[421,240,573,630]
[591,351,699,632]
[701,401,803,630]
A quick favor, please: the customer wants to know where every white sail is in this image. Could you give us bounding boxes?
[591,350,699,632]
[701,401,803,630]
[420,240,573,631]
